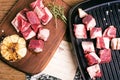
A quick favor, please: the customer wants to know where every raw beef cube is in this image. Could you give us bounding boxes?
[85,52,101,65]
[11,13,27,32]
[78,8,88,18]
[99,49,111,63]
[34,6,45,20]
[31,24,42,33]
[117,38,120,50]
[37,28,50,41]
[29,39,44,52]
[90,27,102,39]
[87,64,102,79]
[30,0,44,9]
[11,8,29,32]
[73,24,87,39]
[96,37,110,49]
[82,41,95,54]
[111,38,120,50]
[26,11,40,24]
[19,8,29,17]
[22,28,36,40]
[103,25,116,39]
[19,19,31,32]
[41,7,53,25]
[111,38,117,50]
[82,15,96,31]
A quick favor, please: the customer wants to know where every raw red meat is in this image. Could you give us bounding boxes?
[11,13,27,32]
[26,11,40,24]
[82,15,96,31]
[30,0,44,9]
[82,41,95,54]
[41,7,53,25]
[99,49,111,63]
[28,39,44,52]
[117,38,120,50]
[90,27,102,39]
[31,24,42,33]
[22,27,36,40]
[111,38,120,50]
[87,64,102,79]
[19,19,31,32]
[11,8,30,32]
[103,25,116,39]
[111,38,117,50]
[37,28,50,41]
[19,8,29,17]
[73,24,87,39]
[78,8,88,18]
[85,52,101,65]
[96,37,110,49]
[34,6,45,20]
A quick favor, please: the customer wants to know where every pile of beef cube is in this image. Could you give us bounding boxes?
[73,8,120,79]
[11,0,53,53]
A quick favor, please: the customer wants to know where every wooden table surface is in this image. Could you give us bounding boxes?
[0,0,83,80]
[0,1,26,80]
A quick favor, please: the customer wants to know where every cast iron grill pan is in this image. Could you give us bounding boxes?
[68,0,120,80]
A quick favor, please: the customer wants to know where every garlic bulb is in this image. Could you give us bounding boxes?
[0,34,27,62]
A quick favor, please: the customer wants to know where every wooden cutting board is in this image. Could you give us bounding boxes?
[63,0,83,6]
[0,0,69,75]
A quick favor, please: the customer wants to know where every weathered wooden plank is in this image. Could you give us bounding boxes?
[0,0,26,80]
[0,6,14,11]
[0,0,16,3]
[63,0,83,6]
[0,0,17,23]
[0,60,25,80]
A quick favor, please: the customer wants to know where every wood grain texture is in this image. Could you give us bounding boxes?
[0,0,17,23]
[0,0,69,75]
[63,0,84,6]
[0,0,26,80]
[0,61,25,80]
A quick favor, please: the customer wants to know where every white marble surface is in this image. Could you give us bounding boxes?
[31,40,78,80]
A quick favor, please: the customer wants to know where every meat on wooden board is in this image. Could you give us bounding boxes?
[37,28,50,41]
[22,27,36,40]
[19,19,31,32]
[11,0,53,52]
[41,7,53,25]
[34,6,45,20]
[30,0,44,9]
[11,13,27,32]
[28,39,44,53]
[26,11,40,24]
[31,24,42,33]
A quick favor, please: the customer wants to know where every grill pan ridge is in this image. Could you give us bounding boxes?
[68,0,120,80]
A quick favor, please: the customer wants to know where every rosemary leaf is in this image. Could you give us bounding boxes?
[48,3,67,28]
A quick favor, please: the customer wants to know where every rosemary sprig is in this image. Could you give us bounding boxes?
[48,3,67,28]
